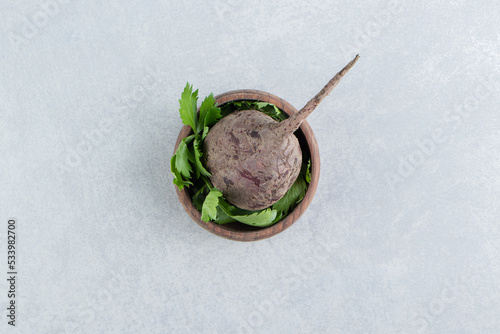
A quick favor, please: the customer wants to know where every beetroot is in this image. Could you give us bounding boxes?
[204,55,359,210]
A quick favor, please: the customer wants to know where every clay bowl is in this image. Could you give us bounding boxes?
[173,89,320,241]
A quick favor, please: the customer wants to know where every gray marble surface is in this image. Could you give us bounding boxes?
[1,1,499,333]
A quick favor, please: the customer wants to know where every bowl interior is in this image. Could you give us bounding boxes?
[174,89,320,241]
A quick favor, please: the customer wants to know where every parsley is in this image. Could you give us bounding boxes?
[174,135,195,178]
[170,155,193,189]
[199,93,221,129]
[201,188,222,222]
[193,137,211,178]
[305,159,312,184]
[178,84,198,132]
[271,174,307,223]
[220,100,287,121]
[216,198,278,227]
[171,83,221,189]
[171,83,311,227]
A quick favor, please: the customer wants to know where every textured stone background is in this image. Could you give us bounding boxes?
[1,1,499,333]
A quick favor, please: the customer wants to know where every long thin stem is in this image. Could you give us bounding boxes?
[274,54,359,136]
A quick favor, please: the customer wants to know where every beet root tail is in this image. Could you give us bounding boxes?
[274,54,360,136]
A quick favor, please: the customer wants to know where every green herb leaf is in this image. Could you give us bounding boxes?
[193,137,211,178]
[228,208,278,227]
[201,188,223,222]
[201,126,209,140]
[204,110,222,129]
[170,155,193,190]
[170,134,196,190]
[254,102,272,109]
[198,93,214,122]
[221,100,285,122]
[183,134,196,144]
[213,206,235,224]
[192,185,207,212]
[197,93,221,131]
[174,138,194,178]
[220,103,236,118]
[305,159,312,184]
[218,199,278,227]
[272,175,307,217]
[179,83,198,133]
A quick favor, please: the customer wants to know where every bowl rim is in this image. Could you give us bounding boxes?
[173,89,320,241]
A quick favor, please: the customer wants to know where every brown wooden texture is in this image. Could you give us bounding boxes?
[174,90,320,242]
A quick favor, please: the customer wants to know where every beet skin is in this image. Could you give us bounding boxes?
[203,109,302,211]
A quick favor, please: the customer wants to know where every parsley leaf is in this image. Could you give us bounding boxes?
[198,93,222,132]
[213,206,235,224]
[174,136,195,178]
[305,159,312,184]
[198,93,214,122]
[201,188,223,222]
[171,134,196,190]
[272,175,307,222]
[204,104,222,128]
[201,126,210,140]
[179,83,199,133]
[226,207,277,227]
[193,137,211,178]
[170,155,193,190]
[192,183,208,212]
[217,199,278,227]
[219,100,286,122]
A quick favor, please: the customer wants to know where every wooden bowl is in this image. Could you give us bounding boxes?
[173,90,320,241]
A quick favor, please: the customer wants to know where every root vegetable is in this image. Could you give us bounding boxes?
[204,55,359,210]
